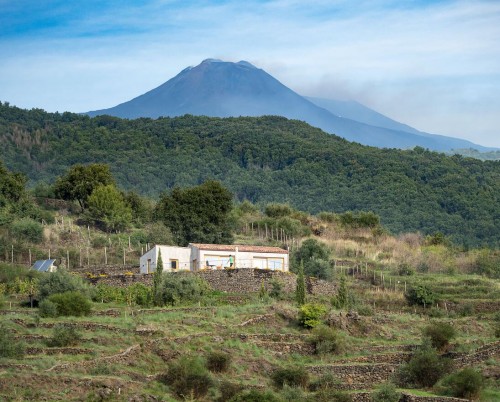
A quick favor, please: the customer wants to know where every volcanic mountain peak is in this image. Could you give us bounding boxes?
[86,59,493,151]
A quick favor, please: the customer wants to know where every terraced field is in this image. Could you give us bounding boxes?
[1,288,499,401]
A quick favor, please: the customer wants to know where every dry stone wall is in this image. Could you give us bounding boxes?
[87,268,337,296]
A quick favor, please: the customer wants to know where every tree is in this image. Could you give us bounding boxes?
[54,164,114,211]
[155,180,233,246]
[153,249,164,306]
[332,275,349,309]
[293,238,331,278]
[16,277,38,308]
[296,260,306,306]
[38,268,91,301]
[85,184,132,232]
[0,161,27,204]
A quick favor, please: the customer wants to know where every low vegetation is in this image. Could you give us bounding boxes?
[0,152,498,401]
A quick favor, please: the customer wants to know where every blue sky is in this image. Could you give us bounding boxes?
[1,0,499,147]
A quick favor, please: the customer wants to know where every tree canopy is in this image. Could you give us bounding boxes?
[1,102,499,246]
[155,180,234,246]
[54,163,114,211]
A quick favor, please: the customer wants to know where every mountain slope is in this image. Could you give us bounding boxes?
[2,103,500,246]
[87,59,491,151]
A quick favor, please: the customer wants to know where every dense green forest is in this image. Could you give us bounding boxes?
[1,102,499,246]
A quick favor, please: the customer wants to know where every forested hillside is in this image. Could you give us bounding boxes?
[1,102,499,246]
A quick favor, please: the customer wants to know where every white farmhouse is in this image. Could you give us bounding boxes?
[139,243,289,274]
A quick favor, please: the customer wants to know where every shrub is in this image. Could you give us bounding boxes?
[474,249,500,279]
[309,325,346,355]
[371,382,401,402]
[298,303,327,328]
[265,203,293,218]
[271,366,309,389]
[398,342,452,387]
[456,302,475,317]
[158,273,211,306]
[316,389,352,402]
[280,384,305,402]
[405,284,437,308]
[309,373,339,391]
[422,322,456,351]
[47,291,92,317]
[216,380,243,402]
[9,218,44,243]
[397,263,415,276]
[38,299,58,318]
[229,389,281,402]
[38,268,91,301]
[159,356,213,399]
[269,279,284,300]
[125,283,152,307]
[439,368,484,399]
[46,324,82,347]
[331,275,350,309]
[0,324,25,359]
[206,351,231,373]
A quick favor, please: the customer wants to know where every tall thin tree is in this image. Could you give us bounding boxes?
[153,249,164,306]
[296,260,306,306]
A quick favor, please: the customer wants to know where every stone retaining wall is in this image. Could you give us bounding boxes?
[307,363,397,390]
[453,341,500,368]
[88,268,337,296]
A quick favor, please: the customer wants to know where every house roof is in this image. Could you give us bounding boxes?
[189,244,288,254]
[32,259,56,272]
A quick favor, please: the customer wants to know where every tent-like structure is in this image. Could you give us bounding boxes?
[32,259,57,273]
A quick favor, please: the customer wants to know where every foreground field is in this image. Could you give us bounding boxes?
[1,274,499,402]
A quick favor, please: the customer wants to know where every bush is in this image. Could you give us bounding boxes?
[405,284,437,308]
[216,380,243,402]
[271,366,309,389]
[439,368,484,399]
[159,356,213,399]
[9,218,44,243]
[206,351,231,373]
[46,324,82,347]
[229,389,281,402]
[309,325,346,355]
[309,373,339,391]
[397,263,415,276]
[422,322,456,351]
[38,268,92,301]
[316,389,352,402]
[298,303,327,328]
[398,342,452,387]
[0,324,25,359]
[158,273,211,306]
[371,382,401,402]
[47,291,92,317]
[38,299,58,318]
[269,279,284,300]
[280,384,305,402]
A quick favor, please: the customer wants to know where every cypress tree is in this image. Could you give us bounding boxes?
[153,249,164,306]
[296,260,306,306]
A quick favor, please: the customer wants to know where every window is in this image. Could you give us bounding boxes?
[205,255,230,269]
[170,259,178,270]
[253,257,285,270]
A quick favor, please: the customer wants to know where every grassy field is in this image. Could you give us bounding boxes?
[1,273,499,402]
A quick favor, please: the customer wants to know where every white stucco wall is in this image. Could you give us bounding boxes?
[140,244,289,273]
[139,245,191,273]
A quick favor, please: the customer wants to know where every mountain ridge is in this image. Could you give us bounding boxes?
[2,102,500,246]
[87,59,494,151]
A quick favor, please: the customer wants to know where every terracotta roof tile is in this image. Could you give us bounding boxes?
[189,243,288,254]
